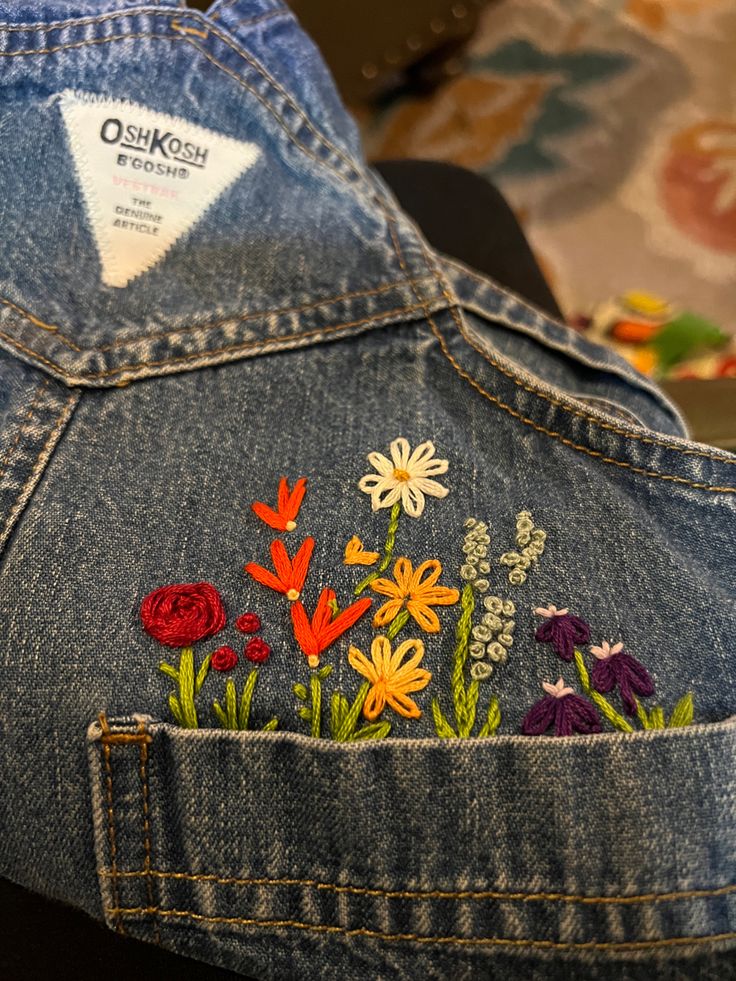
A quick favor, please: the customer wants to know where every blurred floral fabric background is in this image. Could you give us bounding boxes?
[360,0,736,342]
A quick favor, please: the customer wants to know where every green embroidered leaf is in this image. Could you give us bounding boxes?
[262,717,279,732]
[650,706,665,729]
[668,693,694,728]
[335,682,369,741]
[635,699,652,729]
[212,703,228,727]
[293,683,308,701]
[316,665,333,682]
[168,693,184,725]
[159,662,179,683]
[298,707,312,721]
[432,698,457,739]
[352,721,391,740]
[239,670,259,730]
[478,697,501,737]
[195,652,212,694]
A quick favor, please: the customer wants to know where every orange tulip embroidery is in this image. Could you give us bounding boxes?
[252,477,307,532]
[343,535,380,566]
[245,537,314,601]
[348,636,431,721]
[291,588,372,668]
[371,557,459,639]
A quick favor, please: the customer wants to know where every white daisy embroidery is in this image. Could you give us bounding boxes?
[358,437,449,518]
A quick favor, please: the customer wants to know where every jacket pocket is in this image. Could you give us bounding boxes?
[88,714,736,979]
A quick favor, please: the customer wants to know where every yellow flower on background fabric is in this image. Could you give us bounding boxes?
[371,557,460,632]
[348,636,431,720]
[343,535,380,566]
[358,437,449,518]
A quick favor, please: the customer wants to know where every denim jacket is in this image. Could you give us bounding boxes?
[1,2,735,978]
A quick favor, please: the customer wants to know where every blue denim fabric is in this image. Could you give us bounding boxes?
[1,2,735,978]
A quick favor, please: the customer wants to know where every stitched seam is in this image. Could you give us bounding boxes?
[375,197,736,494]
[137,720,159,944]
[0,7,167,30]
[104,909,736,951]
[99,716,124,935]
[97,869,736,905]
[0,296,80,349]
[0,302,429,381]
[457,306,736,464]
[2,8,358,180]
[0,379,48,481]
[0,31,359,202]
[0,393,78,542]
[0,278,432,354]
[428,319,736,494]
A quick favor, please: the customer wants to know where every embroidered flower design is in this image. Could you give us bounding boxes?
[371,557,459,634]
[244,637,271,664]
[141,582,226,647]
[252,477,307,532]
[211,645,239,672]
[358,437,449,518]
[343,536,380,566]
[291,588,372,668]
[534,605,591,661]
[522,678,602,737]
[590,640,655,716]
[245,538,315,602]
[348,636,431,721]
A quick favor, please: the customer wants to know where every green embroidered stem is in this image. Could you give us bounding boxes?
[573,648,633,733]
[451,583,475,731]
[386,608,411,641]
[310,672,322,738]
[160,647,209,729]
[354,501,401,595]
[294,665,331,737]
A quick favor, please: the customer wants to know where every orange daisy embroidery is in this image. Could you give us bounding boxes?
[343,536,380,566]
[252,477,307,532]
[245,537,314,601]
[371,557,459,633]
[291,587,372,668]
[348,636,431,720]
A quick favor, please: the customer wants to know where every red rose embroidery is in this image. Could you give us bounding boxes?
[235,613,262,634]
[211,645,239,672]
[141,582,226,647]
[244,637,271,663]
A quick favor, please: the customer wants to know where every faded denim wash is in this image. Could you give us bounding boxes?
[0,1,735,979]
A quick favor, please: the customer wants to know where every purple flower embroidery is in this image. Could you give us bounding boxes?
[590,640,654,716]
[534,605,590,661]
[522,678,602,737]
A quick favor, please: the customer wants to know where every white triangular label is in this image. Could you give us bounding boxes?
[59,91,260,288]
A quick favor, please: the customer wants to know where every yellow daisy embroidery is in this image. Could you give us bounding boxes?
[348,636,431,720]
[371,557,459,633]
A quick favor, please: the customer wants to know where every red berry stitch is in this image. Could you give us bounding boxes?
[244,638,271,664]
[235,613,262,634]
[211,645,239,672]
